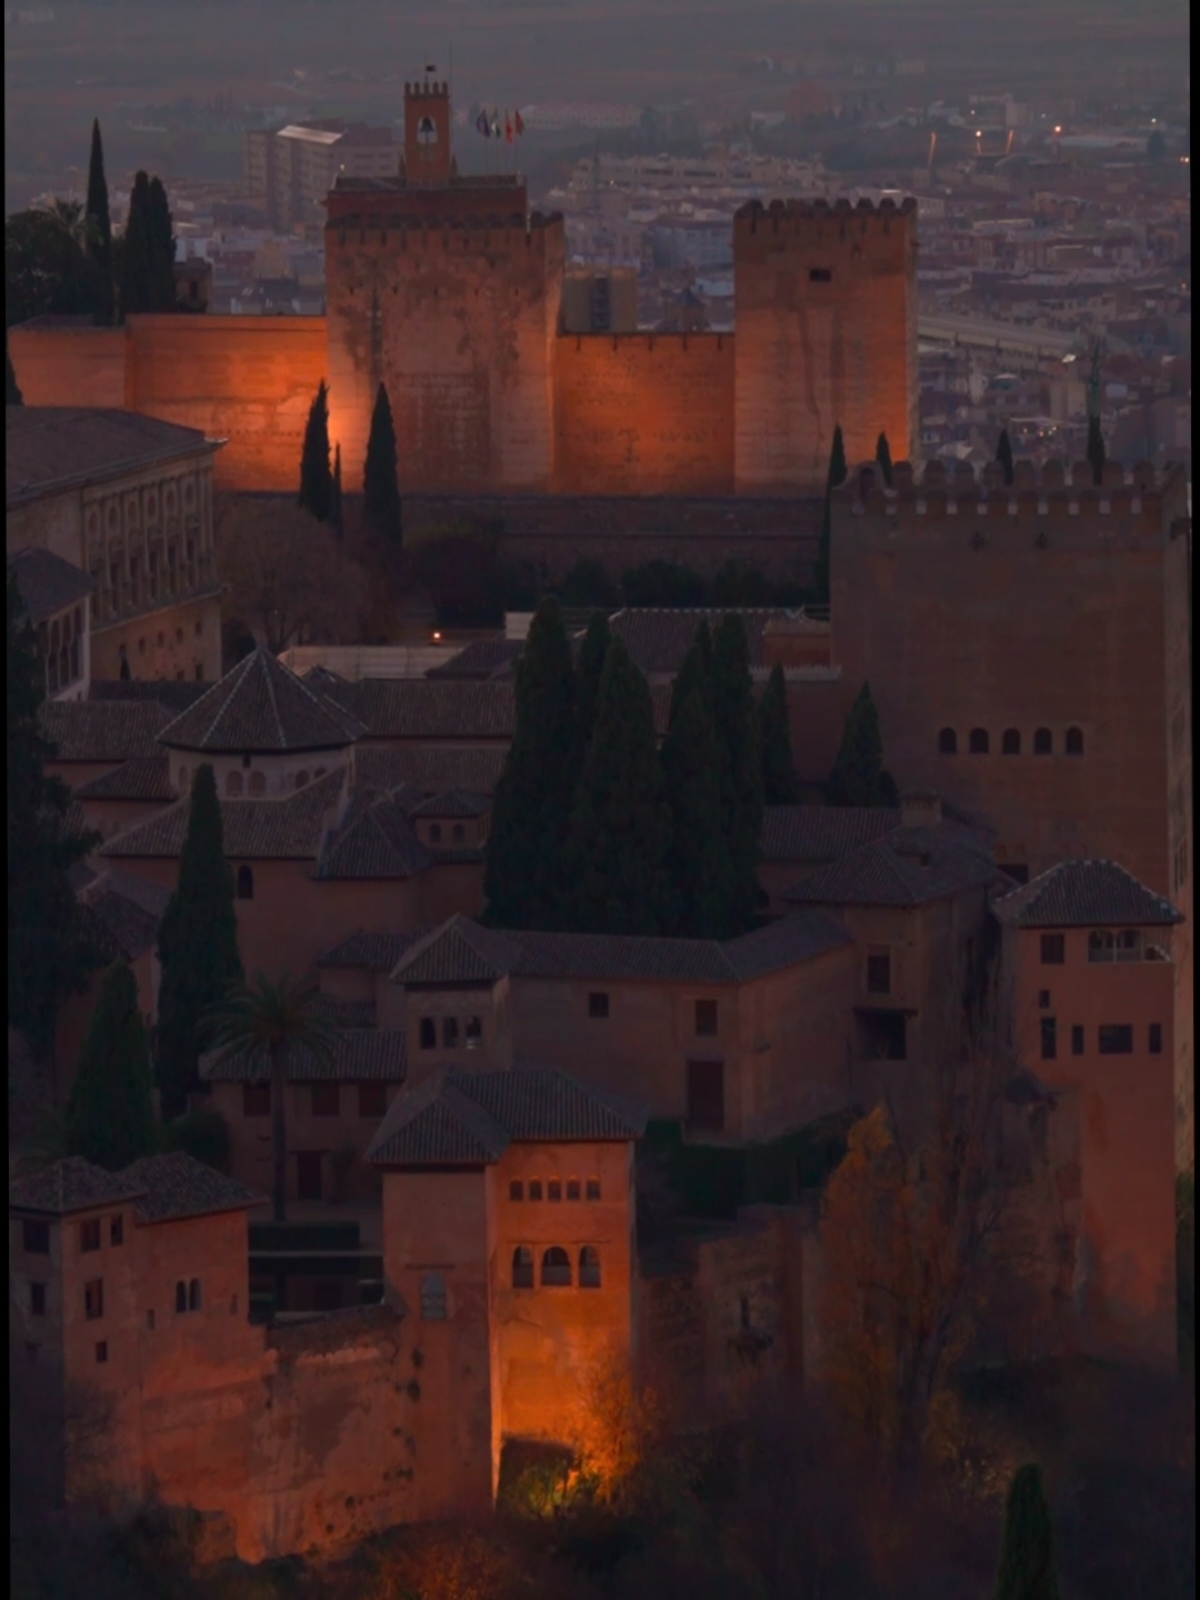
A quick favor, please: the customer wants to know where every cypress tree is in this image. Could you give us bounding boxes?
[994,1464,1060,1600]
[711,614,764,932]
[875,430,893,488]
[827,681,897,808]
[1086,414,1106,486]
[483,597,578,928]
[330,443,343,534]
[298,380,334,523]
[362,381,402,547]
[759,661,799,804]
[668,619,714,727]
[146,175,177,311]
[997,428,1015,487]
[118,171,155,319]
[85,118,115,324]
[828,423,847,491]
[155,764,243,1118]
[8,573,100,1062]
[563,638,673,935]
[662,686,731,938]
[812,425,847,607]
[574,610,611,755]
[6,339,22,405]
[67,960,158,1171]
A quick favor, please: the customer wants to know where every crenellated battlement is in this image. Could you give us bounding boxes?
[735,195,917,229]
[328,210,563,243]
[404,79,449,98]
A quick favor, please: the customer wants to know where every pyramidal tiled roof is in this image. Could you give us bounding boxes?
[366,1065,645,1167]
[121,1151,263,1222]
[391,915,525,985]
[785,826,1000,909]
[102,768,347,861]
[9,1157,146,1216]
[317,929,424,972]
[315,795,431,881]
[157,647,366,754]
[992,860,1184,928]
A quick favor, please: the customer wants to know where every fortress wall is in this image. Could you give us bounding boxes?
[9,323,129,408]
[325,214,564,493]
[553,333,735,495]
[734,199,917,492]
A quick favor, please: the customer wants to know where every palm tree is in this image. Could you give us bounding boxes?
[40,196,88,247]
[205,974,338,1221]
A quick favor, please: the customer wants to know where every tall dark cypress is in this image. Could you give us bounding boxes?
[298,380,334,523]
[812,424,847,607]
[85,119,115,324]
[759,661,799,804]
[330,444,344,534]
[146,176,178,311]
[669,619,714,727]
[155,764,243,1118]
[827,681,896,808]
[6,339,22,405]
[362,381,402,546]
[563,638,673,935]
[574,611,611,755]
[67,960,158,1171]
[1086,414,1106,486]
[711,614,764,932]
[874,430,893,488]
[828,423,847,491]
[662,685,731,937]
[997,428,1015,487]
[118,171,155,320]
[483,597,578,929]
[994,1464,1060,1600]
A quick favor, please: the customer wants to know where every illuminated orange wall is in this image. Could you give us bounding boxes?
[8,322,127,408]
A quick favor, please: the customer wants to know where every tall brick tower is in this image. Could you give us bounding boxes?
[404,77,452,186]
[733,197,917,491]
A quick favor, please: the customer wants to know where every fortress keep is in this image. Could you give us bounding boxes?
[9,79,917,497]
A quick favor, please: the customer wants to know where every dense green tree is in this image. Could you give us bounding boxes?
[66,960,158,1171]
[484,597,578,928]
[574,610,611,755]
[712,559,774,606]
[5,207,90,326]
[875,430,894,488]
[85,118,115,324]
[662,685,731,937]
[206,973,336,1221]
[563,638,673,935]
[118,171,155,318]
[811,424,848,607]
[759,661,799,804]
[7,573,100,1063]
[997,428,1015,487]
[668,619,714,727]
[557,558,618,610]
[146,176,178,310]
[621,559,709,607]
[298,380,334,523]
[994,1464,1060,1600]
[827,681,897,808]
[711,614,764,931]
[1086,413,1106,486]
[363,381,402,546]
[6,339,22,403]
[155,763,243,1117]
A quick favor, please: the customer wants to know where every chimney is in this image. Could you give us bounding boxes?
[899,789,942,829]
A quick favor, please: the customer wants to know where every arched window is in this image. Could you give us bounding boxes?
[420,1272,447,1320]
[236,865,254,901]
[1065,726,1084,756]
[541,1247,572,1287]
[430,824,443,844]
[226,770,244,796]
[188,1278,202,1311]
[175,1281,187,1313]
[1033,728,1053,756]
[512,1247,534,1289]
[452,824,465,843]
[1001,728,1021,755]
[248,770,266,795]
[937,728,957,755]
[579,1247,601,1289]
[968,728,989,755]
[295,771,310,789]
[1087,930,1115,963]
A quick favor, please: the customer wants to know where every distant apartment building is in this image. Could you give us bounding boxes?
[245,122,397,230]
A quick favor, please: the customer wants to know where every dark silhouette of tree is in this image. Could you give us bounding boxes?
[6,338,22,404]
[827,681,897,807]
[997,428,1015,487]
[574,610,611,756]
[661,685,731,937]
[145,176,177,310]
[669,619,714,727]
[1086,414,1107,486]
[66,961,158,1171]
[875,430,894,488]
[118,172,154,318]
[759,661,800,804]
[84,119,115,324]
[363,381,402,547]
[155,764,243,1118]
[5,208,90,325]
[298,380,334,523]
[711,614,763,931]
[330,443,343,534]
[812,424,847,606]
[995,1464,1061,1600]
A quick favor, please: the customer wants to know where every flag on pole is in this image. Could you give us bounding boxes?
[490,110,501,137]
[514,109,525,137]
[505,112,514,144]
[475,109,490,137]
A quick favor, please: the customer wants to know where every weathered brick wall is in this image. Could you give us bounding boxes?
[553,333,735,494]
[9,323,128,409]
[733,198,917,491]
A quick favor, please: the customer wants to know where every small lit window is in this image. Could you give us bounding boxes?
[512,1247,534,1289]
[968,728,989,754]
[567,1179,581,1201]
[548,1180,562,1203]
[1098,1025,1134,1056]
[23,1220,50,1255]
[588,992,610,1019]
[420,1272,448,1320]
[358,1082,387,1118]
[110,1216,123,1247]
[312,1083,340,1117]
[579,1247,602,1289]
[1033,728,1052,756]
[586,1178,601,1201]
[30,1282,46,1316]
[81,1219,101,1253]
[419,1018,437,1050]
[509,1180,524,1201]
[243,1083,271,1117]
[85,1279,104,1320]
[1071,1025,1084,1056]
[1149,1023,1163,1055]
[1040,1017,1057,1060]
[937,728,957,755]
[541,1247,572,1287]
[1002,728,1021,755]
[1040,934,1065,965]
[695,999,719,1037]
[529,1179,543,1201]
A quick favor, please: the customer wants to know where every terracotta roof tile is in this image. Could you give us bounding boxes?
[200,1028,407,1083]
[317,929,423,972]
[101,768,347,860]
[79,866,171,960]
[353,745,508,796]
[74,757,175,801]
[40,700,170,762]
[408,790,492,819]
[315,796,431,881]
[761,805,900,863]
[8,546,94,623]
[89,680,212,714]
[158,647,365,753]
[992,860,1183,928]
[9,1157,146,1216]
[425,639,523,680]
[392,916,525,985]
[309,995,377,1028]
[785,826,999,909]
[7,406,218,506]
[327,678,515,740]
[121,1151,262,1222]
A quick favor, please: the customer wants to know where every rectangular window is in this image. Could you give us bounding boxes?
[1071,1025,1085,1056]
[1038,990,1051,1009]
[311,1083,340,1118]
[243,1083,271,1117]
[30,1282,46,1316]
[95,1341,108,1364]
[528,1179,543,1201]
[695,999,719,1037]
[586,1178,601,1201]
[465,1016,482,1049]
[567,1179,581,1201]
[588,992,610,1019]
[1040,934,1065,965]
[1148,1024,1163,1055]
[84,1279,104,1321]
[687,1060,725,1133]
[419,1017,436,1050]
[358,1082,387,1118]
[23,1220,50,1255]
[442,1016,459,1049]
[1040,1017,1057,1061]
[1098,1025,1134,1055]
[80,1219,101,1253]
[509,1180,524,1201]
[866,948,892,995]
[809,267,832,282]
[547,1180,562,1202]
[110,1216,124,1247]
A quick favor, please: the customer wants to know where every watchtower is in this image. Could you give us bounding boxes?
[404,78,452,186]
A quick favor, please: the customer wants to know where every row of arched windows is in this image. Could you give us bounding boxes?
[174,1277,202,1313]
[938,726,1085,757]
[40,607,84,693]
[513,1246,602,1289]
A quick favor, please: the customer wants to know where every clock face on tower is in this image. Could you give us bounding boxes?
[418,115,438,145]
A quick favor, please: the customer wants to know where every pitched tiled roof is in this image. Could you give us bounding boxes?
[89,680,212,714]
[102,768,346,860]
[40,700,171,762]
[367,1065,644,1167]
[408,790,492,819]
[79,866,171,961]
[7,406,218,506]
[201,1028,407,1083]
[722,912,852,979]
[157,648,366,753]
[325,678,516,740]
[121,1151,262,1222]
[609,608,795,678]
[74,757,175,801]
[317,929,423,972]
[785,826,1000,909]
[992,860,1184,929]
[315,795,432,881]
[392,916,525,985]
[425,639,523,680]
[353,745,508,797]
[761,805,901,863]
[9,1157,146,1216]
[309,995,377,1028]
[8,546,94,623]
